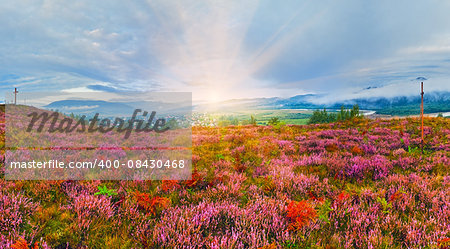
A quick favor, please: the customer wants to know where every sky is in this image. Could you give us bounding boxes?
[1,0,450,104]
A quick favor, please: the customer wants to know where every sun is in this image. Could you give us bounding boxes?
[206,91,221,103]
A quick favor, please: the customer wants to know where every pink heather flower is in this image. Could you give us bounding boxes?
[0,190,39,242]
[152,198,290,248]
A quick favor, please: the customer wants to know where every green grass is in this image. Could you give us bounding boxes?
[257,118,309,125]
[205,109,312,126]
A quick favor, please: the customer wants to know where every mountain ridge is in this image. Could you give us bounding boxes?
[196,91,450,115]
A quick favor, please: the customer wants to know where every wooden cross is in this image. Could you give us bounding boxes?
[14,88,19,105]
[420,82,424,154]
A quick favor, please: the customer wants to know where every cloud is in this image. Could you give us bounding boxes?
[56,105,99,110]
[311,77,450,104]
[61,87,101,93]
[86,84,121,92]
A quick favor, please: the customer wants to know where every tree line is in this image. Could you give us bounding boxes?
[308,105,362,124]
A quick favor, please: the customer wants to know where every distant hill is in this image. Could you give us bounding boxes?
[12,90,450,117]
[44,99,191,117]
[196,91,450,116]
[45,100,134,117]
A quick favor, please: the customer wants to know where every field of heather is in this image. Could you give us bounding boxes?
[1,111,449,248]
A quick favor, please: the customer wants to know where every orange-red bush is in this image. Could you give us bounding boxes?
[286,200,317,230]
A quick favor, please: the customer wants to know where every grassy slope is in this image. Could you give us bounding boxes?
[1,106,449,248]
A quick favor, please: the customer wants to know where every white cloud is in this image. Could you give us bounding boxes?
[312,77,450,104]
[61,87,101,93]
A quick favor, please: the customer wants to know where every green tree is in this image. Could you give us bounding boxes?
[308,109,325,124]
[268,117,280,126]
[350,104,361,118]
[250,115,257,125]
[165,118,180,130]
[230,117,239,126]
[308,104,361,124]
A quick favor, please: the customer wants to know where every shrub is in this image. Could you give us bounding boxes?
[286,200,317,230]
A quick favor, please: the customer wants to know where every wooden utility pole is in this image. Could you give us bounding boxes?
[14,88,19,105]
[420,82,424,154]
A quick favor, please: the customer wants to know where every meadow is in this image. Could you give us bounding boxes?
[0,105,449,248]
[192,109,312,126]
